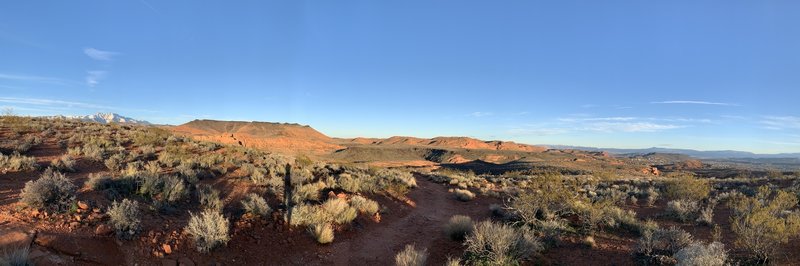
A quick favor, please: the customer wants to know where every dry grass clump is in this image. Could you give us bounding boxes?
[185,210,230,253]
[308,223,334,244]
[637,226,694,260]
[20,169,76,212]
[443,215,473,241]
[665,199,700,222]
[107,199,141,239]
[395,244,428,266]
[0,152,37,173]
[452,189,475,202]
[674,242,727,266]
[197,185,223,212]
[321,197,358,224]
[350,195,380,215]
[241,193,271,217]
[50,155,76,172]
[464,220,542,265]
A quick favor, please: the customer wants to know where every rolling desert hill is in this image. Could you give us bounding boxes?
[170,119,344,155]
[165,119,653,175]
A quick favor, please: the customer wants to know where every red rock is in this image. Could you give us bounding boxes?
[162,244,172,254]
[95,224,113,236]
[178,257,196,266]
[161,259,177,266]
[77,201,90,210]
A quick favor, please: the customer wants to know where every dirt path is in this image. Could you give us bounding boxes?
[326,177,498,265]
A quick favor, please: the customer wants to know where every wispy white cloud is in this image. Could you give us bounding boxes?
[507,127,569,136]
[760,116,800,130]
[0,73,69,85]
[651,100,737,106]
[0,97,113,110]
[559,117,638,122]
[86,70,107,87]
[469,112,493,118]
[84,48,118,61]
[583,122,684,133]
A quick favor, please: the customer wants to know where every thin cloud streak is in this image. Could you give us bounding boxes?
[84,48,118,61]
[0,73,70,85]
[651,100,738,106]
[86,71,107,87]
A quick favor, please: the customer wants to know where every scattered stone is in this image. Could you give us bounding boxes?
[93,208,101,213]
[77,201,90,210]
[162,244,172,254]
[69,221,80,228]
[95,224,113,236]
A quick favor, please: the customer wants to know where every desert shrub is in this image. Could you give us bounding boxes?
[337,173,361,193]
[321,197,357,224]
[509,173,576,226]
[82,143,107,161]
[696,203,715,226]
[0,153,37,172]
[144,161,160,176]
[104,154,123,173]
[138,145,156,159]
[443,215,473,241]
[50,155,76,172]
[645,186,660,206]
[185,210,230,253]
[0,246,31,266]
[464,221,543,265]
[241,193,271,217]
[729,186,800,263]
[107,199,141,239]
[87,174,137,199]
[665,174,710,201]
[160,175,187,203]
[395,244,428,266]
[349,196,378,216]
[292,182,324,203]
[197,185,223,212]
[453,189,475,202]
[291,204,329,226]
[445,257,461,266]
[674,242,727,266]
[308,223,334,244]
[637,226,694,257]
[20,169,76,212]
[666,199,700,222]
[132,128,169,147]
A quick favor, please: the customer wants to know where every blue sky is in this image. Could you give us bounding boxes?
[1,1,799,153]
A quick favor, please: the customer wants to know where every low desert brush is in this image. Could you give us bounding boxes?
[464,220,543,265]
[308,223,334,244]
[107,199,141,239]
[395,244,428,266]
[241,193,271,217]
[443,215,474,241]
[20,169,76,212]
[350,195,380,215]
[186,210,230,253]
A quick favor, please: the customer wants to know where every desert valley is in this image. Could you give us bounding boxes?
[1,114,800,265]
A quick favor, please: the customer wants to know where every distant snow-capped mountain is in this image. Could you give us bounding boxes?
[47,112,150,125]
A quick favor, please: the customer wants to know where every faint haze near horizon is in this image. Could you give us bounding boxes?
[1,1,799,153]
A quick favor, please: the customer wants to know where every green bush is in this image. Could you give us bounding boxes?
[729,186,800,263]
[395,244,428,266]
[107,199,141,239]
[186,210,230,253]
[20,169,76,212]
[664,174,710,201]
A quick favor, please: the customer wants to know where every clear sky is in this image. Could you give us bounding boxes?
[1,1,799,153]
